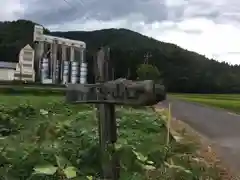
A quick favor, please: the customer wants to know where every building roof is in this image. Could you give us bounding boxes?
[23,44,33,50]
[0,61,17,69]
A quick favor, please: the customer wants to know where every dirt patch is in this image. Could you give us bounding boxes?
[154,107,239,180]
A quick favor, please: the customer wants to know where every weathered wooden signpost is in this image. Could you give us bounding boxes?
[66,47,166,180]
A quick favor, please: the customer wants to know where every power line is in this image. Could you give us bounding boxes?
[144,52,152,64]
[62,0,73,7]
[62,0,85,9]
[75,0,85,7]
[62,0,80,11]
[61,0,91,20]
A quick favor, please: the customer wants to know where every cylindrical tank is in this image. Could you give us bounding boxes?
[80,62,87,84]
[62,61,69,84]
[71,61,79,84]
[41,58,49,82]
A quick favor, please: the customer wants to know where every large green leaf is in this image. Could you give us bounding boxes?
[33,164,58,175]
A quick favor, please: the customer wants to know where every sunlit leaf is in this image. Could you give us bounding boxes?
[33,164,57,175]
[146,160,154,165]
[63,166,77,178]
[115,143,122,150]
[40,109,48,115]
[142,164,156,170]
[164,162,192,174]
[133,150,147,162]
[55,155,68,168]
[86,175,93,180]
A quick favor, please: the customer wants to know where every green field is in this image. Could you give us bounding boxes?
[171,93,240,114]
[0,95,221,179]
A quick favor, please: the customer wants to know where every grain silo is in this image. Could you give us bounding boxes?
[70,61,79,84]
[41,58,49,82]
[80,62,87,84]
[62,61,69,84]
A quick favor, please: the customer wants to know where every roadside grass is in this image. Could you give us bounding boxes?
[170,93,240,114]
[0,95,222,179]
[0,95,64,106]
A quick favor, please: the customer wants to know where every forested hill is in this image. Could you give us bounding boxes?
[0,19,240,93]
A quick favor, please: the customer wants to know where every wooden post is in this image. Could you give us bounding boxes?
[95,47,119,179]
[167,103,171,145]
[65,47,166,180]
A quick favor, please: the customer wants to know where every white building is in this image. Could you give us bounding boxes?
[14,44,35,81]
[0,62,17,81]
[0,44,35,82]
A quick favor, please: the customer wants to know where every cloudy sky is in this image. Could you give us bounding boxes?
[1,0,240,65]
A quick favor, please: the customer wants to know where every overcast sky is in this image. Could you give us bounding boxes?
[1,0,240,65]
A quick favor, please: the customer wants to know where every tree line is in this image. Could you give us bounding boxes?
[0,20,240,93]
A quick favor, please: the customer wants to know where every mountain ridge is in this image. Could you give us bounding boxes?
[51,28,230,66]
[0,19,239,93]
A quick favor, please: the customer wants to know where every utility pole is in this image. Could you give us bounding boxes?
[144,52,152,64]
[127,68,131,79]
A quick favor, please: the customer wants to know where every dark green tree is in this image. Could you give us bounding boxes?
[136,64,161,82]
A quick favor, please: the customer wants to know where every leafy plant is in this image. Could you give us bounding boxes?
[33,155,78,179]
[0,96,221,179]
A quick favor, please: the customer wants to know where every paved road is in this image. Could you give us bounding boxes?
[159,97,240,177]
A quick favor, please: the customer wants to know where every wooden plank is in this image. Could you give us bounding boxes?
[66,79,166,105]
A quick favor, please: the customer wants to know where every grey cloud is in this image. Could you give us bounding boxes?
[20,0,169,25]
[182,0,240,23]
[19,0,240,27]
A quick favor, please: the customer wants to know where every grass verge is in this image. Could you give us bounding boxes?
[170,93,240,114]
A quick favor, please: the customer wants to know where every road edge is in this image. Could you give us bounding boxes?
[154,106,239,180]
